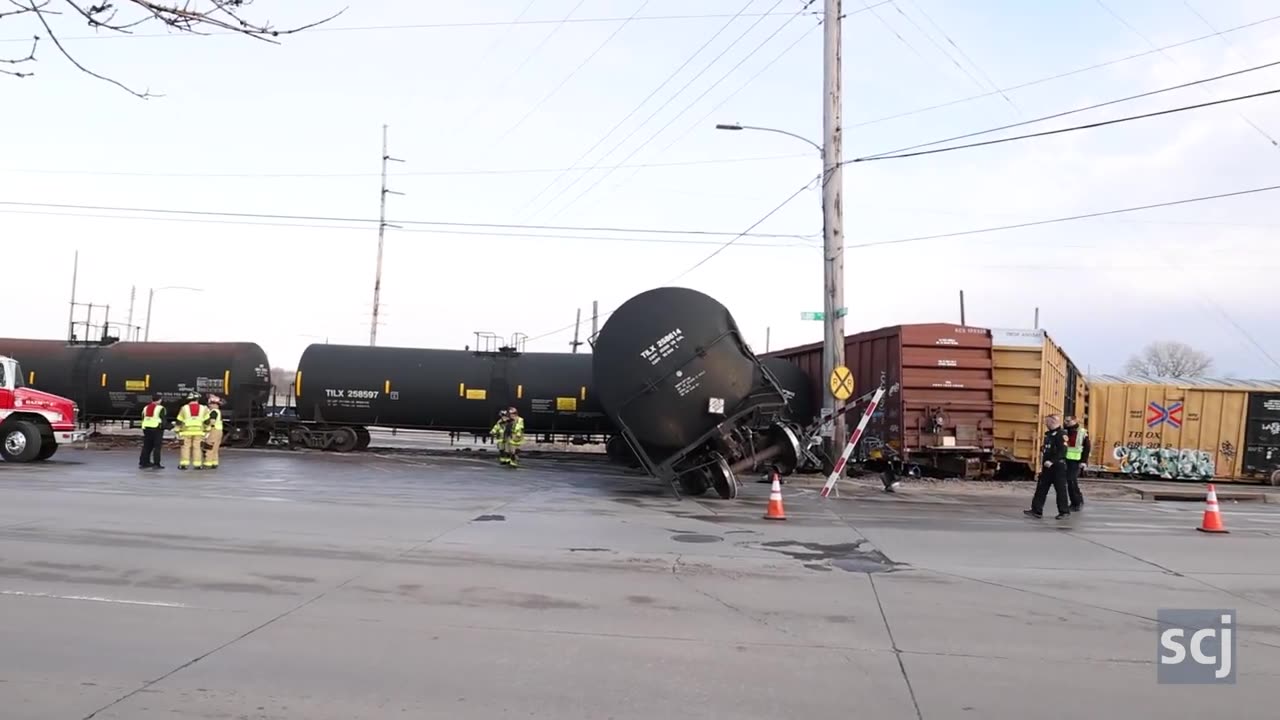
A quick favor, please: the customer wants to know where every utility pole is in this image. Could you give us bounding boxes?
[370,124,405,346]
[127,285,136,339]
[590,301,599,341]
[67,251,79,342]
[570,308,584,353]
[766,327,771,353]
[959,290,966,326]
[822,0,847,459]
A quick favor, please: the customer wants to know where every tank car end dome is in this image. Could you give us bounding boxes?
[591,286,760,452]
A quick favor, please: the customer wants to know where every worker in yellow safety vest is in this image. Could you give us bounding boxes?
[138,392,167,470]
[490,409,511,466]
[203,395,224,469]
[175,392,209,470]
[502,406,525,468]
[1063,415,1090,512]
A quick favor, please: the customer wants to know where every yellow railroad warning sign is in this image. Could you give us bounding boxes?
[829,365,855,401]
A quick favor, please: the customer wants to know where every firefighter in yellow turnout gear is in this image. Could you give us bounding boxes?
[175,392,209,470]
[489,407,525,468]
[203,396,224,469]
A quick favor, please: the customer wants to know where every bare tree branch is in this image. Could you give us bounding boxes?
[1,0,345,95]
[1124,341,1215,379]
[0,33,36,76]
[26,0,157,96]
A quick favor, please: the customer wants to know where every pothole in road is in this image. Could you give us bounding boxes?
[758,539,906,574]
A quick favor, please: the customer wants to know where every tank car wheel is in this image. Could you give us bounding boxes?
[225,426,256,449]
[605,435,641,468]
[288,428,310,449]
[354,427,371,451]
[709,455,738,500]
[252,429,271,447]
[677,472,710,496]
[1270,469,1280,487]
[329,427,359,453]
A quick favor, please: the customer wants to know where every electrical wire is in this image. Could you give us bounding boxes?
[895,0,1018,112]
[519,173,822,344]
[452,0,591,134]
[858,57,1280,160]
[843,12,1280,130]
[850,86,1280,163]
[490,0,654,148]
[516,0,794,220]
[508,0,765,218]
[843,183,1280,250]
[670,173,822,281]
[598,19,821,200]
[0,208,818,247]
[0,199,814,238]
[0,11,806,43]
[1092,0,1280,150]
[537,3,818,221]
[0,153,809,179]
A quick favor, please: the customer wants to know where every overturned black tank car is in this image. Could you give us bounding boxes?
[590,287,804,498]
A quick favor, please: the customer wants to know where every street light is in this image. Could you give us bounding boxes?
[715,121,847,461]
[715,123,823,154]
[144,286,204,341]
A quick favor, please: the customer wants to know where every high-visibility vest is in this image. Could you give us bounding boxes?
[141,402,164,429]
[1065,427,1088,461]
[509,417,525,446]
[208,408,223,432]
[176,402,208,436]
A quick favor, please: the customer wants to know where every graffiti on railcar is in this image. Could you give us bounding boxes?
[1112,445,1216,480]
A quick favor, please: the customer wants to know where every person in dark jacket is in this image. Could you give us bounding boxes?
[138,393,167,469]
[1025,414,1071,519]
[1063,415,1090,511]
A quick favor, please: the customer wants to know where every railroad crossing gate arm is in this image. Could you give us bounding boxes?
[819,382,891,499]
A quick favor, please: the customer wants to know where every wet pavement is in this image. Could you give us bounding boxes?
[2,448,1279,719]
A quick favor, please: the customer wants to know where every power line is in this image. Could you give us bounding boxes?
[0,207,819,247]
[0,153,809,179]
[0,11,806,43]
[851,86,1280,163]
[896,0,1019,112]
[452,0,591,135]
[516,0,793,220]
[1092,0,1280,150]
[671,173,822,281]
[600,19,822,198]
[858,57,1280,160]
[843,183,1280,250]
[490,0,653,147]
[0,199,814,238]
[843,12,1280,130]
[538,3,819,221]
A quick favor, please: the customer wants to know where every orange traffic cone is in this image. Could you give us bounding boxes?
[1196,484,1229,534]
[763,473,787,521]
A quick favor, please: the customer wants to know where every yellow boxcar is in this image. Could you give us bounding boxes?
[991,329,1086,473]
[1086,376,1280,482]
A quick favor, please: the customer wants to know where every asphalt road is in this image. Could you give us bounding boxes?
[2,448,1279,719]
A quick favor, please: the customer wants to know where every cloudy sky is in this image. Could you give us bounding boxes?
[1,0,1276,377]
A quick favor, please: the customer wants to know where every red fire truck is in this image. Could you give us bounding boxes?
[0,354,85,462]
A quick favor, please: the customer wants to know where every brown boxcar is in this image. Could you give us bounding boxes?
[766,323,995,477]
[990,328,1087,474]
[1086,376,1280,484]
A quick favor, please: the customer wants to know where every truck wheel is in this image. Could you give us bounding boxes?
[1,421,43,463]
[36,442,58,461]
